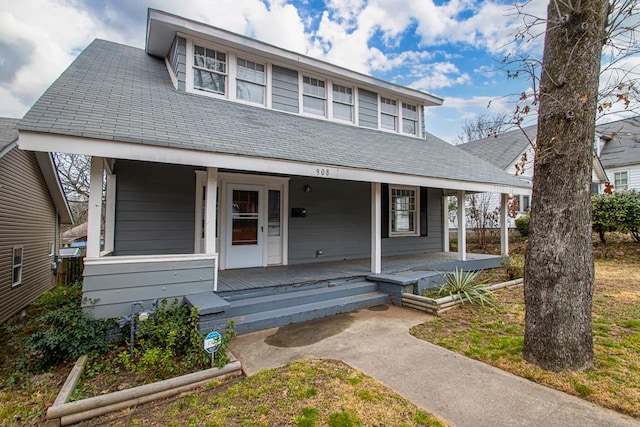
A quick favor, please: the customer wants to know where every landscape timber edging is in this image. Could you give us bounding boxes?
[402,278,524,316]
[45,353,242,426]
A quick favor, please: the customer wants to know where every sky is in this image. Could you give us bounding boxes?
[0,0,637,143]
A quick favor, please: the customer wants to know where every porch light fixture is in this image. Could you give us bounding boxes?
[304,185,311,193]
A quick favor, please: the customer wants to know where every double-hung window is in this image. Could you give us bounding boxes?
[380,97,397,131]
[390,186,418,235]
[402,103,418,135]
[236,58,266,104]
[303,76,326,116]
[614,171,629,191]
[12,246,23,287]
[518,195,530,212]
[193,45,227,95]
[332,84,353,121]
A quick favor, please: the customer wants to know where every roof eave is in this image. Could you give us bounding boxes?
[33,150,74,225]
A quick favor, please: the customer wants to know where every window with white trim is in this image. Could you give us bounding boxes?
[303,76,326,115]
[193,45,227,95]
[390,186,419,235]
[614,171,629,191]
[380,97,397,131]
[402,102,418,135]
[332,84,353,121]
[518,194,530,212]
[236,58,266,104]
[12,246,23,287]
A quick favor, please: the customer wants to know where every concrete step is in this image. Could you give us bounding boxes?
[200,291,389,335]
[222,280,380,317]
[218,276,366,301]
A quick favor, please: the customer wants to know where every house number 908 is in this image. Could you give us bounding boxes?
[316,168,330,176]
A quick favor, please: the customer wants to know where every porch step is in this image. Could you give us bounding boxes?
[201,290,389,335]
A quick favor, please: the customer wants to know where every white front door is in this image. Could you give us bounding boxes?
[225,184,264,268]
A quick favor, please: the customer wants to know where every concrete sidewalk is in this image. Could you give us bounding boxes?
[229,305,639,427]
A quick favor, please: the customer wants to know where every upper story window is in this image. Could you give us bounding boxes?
[303,76,326,116]
[402,103,418,135]
[193,45,226,95]
[236,58,266,104]
[332,84,353,122]
[390,186,418,236]
[12,246,23,287]
[380,97,397,131]
[614,171,629,191]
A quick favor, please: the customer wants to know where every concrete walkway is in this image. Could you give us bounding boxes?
[229,305,639,427]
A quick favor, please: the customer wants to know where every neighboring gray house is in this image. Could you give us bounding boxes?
[597,116,640,192]
[458,125,608,228]
[0,118,73,324]
[18,9,529,323]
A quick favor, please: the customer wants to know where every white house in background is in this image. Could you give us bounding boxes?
[457,125,608,228]
[597,116,640,192]
[17,9,529,321]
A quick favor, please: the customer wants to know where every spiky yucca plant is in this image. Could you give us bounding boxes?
[437,268,496,307]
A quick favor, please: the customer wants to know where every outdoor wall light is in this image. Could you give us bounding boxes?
[304,185,311,192]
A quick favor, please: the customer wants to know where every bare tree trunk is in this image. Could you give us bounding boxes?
[524,0,608,371]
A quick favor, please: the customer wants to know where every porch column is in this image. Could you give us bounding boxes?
[204,167,218,254]
[86,156,104,258]
[442,195,449,252]
[500,193,509,257]
[102,160,116,255]
[457,190,466,261]
[371,182,382,274]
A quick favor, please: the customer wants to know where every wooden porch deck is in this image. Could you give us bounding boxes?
[218,252,502,292]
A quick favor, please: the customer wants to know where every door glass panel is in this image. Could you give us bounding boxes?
[268,190,281,236]
[232,190,259,245]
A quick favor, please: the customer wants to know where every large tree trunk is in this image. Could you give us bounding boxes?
[524,0,608,371]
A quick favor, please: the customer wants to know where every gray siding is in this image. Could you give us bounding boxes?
[288,179,443,264]
[272,65,299,113]
[358,88,378,129]
[83,256,215,319]
[168,36,186,91]
[114,160,196,256]
[0,147,57,324]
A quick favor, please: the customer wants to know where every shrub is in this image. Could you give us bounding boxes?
[437,268,496,306]
[514,211,530,238]
[501,255,524,280]
[25,282,113,370]
[592,190,640,243]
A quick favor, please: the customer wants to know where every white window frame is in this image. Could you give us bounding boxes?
[389,185,420,237]
[235,56,267,106]
[332,83,354,122]
[402,102,418,136]
[518,194,530,213]
[614,171,629,191]
[302,75,327,116]
[191,41,228,96]
[380,97,398,131]
[12,246,23,287]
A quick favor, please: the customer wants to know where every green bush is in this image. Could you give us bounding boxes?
[592,190,640,243]
[437,268,496,306]
[514,211,530,238]
[25,282,113,370]
[501,255,524,280]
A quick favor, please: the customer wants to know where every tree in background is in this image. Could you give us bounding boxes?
[53,153,91,226]
[454,113,511,144]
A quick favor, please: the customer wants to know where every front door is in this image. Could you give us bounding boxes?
[225,184,264,268]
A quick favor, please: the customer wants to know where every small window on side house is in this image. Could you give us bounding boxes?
[380,97,397,131]
[303,76,326,116]
[236,58,266,104]
[193,45,227,95]
[12,246,23,287]
[402,103,418,135]
[614,171,628,191]
[332,84,353,121]
[390,186,418,235]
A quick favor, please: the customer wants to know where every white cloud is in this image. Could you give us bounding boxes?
[409,62,471,91]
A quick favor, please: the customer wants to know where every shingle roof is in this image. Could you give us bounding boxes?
[0,118,19,155]
[456,126,536,171]
[19,39,528,190]
[597,117,640,168]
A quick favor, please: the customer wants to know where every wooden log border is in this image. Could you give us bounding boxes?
[402,278,523,316]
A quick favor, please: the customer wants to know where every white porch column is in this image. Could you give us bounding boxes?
[442,195,450,252]
[500,193,509,257]
[86,156,104,258]
[204,167,218,254]
[371,182,382,274]
[457,190,466,261]
[102,160,116,255]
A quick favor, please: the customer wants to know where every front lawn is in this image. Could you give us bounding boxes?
[410,235,640,418]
